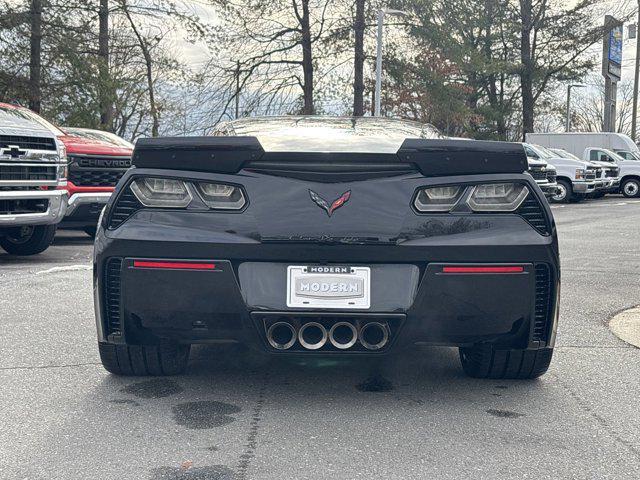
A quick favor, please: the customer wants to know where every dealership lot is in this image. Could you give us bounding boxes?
[1,197,640,480]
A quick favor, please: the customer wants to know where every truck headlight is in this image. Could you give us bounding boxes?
[575,168,585,180]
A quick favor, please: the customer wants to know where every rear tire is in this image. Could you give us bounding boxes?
[0,224,56,255]
[621,178,640,198]
[459,345,553,379]
[98,342,190,376]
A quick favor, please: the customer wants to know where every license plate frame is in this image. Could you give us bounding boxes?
[286,265,371,309]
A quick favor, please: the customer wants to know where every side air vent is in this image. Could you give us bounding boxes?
[104,258,123,336]
[517,194,550,235]
[108,185,142,229]
[533,264,553,342]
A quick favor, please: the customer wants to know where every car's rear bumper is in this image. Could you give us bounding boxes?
[0,190,67,227]
[94,232,560,354]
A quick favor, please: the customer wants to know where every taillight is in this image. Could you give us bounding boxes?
[128,176,246,211]
[467,183,529,212]
[130,178,192,208]
[414,182,530,213]
[195,182,246,210]
[414,186,464,212]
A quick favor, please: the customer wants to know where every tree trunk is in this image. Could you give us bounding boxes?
[122,1,159,136]
[300,0,314,115]
[98,0,113,130]
[519,0,534,139]
[29,0,42,113]
[353,0,365,116]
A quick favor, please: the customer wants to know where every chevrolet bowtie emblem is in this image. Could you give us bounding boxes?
[308,190,351,217]
[2,145,27,159]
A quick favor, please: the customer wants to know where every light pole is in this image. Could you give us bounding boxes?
[566,84,585,132]
[374,8,410,117]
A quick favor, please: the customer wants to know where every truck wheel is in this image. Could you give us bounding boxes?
[98,342,190,376]
[621,178,640,198]
[459,345,553,379]
[0,225,57,256]
[550,179,571,203]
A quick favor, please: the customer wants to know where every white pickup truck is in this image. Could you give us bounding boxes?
[0,103,68,255]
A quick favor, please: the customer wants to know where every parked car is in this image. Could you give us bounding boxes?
[0,103,68,255]
[522,143,597,203]
[94,116,559,379]
[57,128,133,237]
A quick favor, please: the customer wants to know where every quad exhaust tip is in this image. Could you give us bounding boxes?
[266,321,297,350]
[359,322,389,351]
[329,322,358,350]
[298,322,328,350]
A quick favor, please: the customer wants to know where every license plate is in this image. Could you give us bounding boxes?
[286,265,371,309]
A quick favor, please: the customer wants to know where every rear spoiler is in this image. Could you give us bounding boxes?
[132,137,527,176]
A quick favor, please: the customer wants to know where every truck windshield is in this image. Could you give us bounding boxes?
[614,150,640,161]
[0,105,64,136]
[550,148,581,161]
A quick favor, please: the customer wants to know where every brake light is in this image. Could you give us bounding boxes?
[442,266,524,274]
[133,260,216,270]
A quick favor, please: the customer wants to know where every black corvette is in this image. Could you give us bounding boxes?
[94,117,559,379]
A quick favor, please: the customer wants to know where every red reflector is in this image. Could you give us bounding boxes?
[442,266,524,274]
[133,260,216,270]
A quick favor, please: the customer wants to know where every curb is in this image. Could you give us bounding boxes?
[609,306,640,349]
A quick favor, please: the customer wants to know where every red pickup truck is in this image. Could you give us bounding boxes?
[57,128,133,236]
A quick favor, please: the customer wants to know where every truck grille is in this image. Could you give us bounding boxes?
[605,168,619,178]
[69,169,125,187]
[546,171,556,183]
[594,168,603,178]
[0,165,57,181]
[585,169,597,180]
[533,264,554,342]
[104,258,123,336]
[68,154,130,187]
[0,198,48,215]
[0,135,56,151]
[528,165,547,181]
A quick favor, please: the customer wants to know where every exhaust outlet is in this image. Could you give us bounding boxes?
[329,322,358,350]
[359,322,389,350]
[266,322,297,350]
[298,322,328,350]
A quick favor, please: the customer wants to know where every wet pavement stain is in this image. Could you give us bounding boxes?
[494,385,509,389]
[486,408,525,419]
[356,374,394,392]
[121,379,184,399]
[203,446,219,452]
[150,465,236,479]
[109,399,141,406]
[173,401,241,429]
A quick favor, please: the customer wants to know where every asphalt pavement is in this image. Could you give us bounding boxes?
[1,197,640,479]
